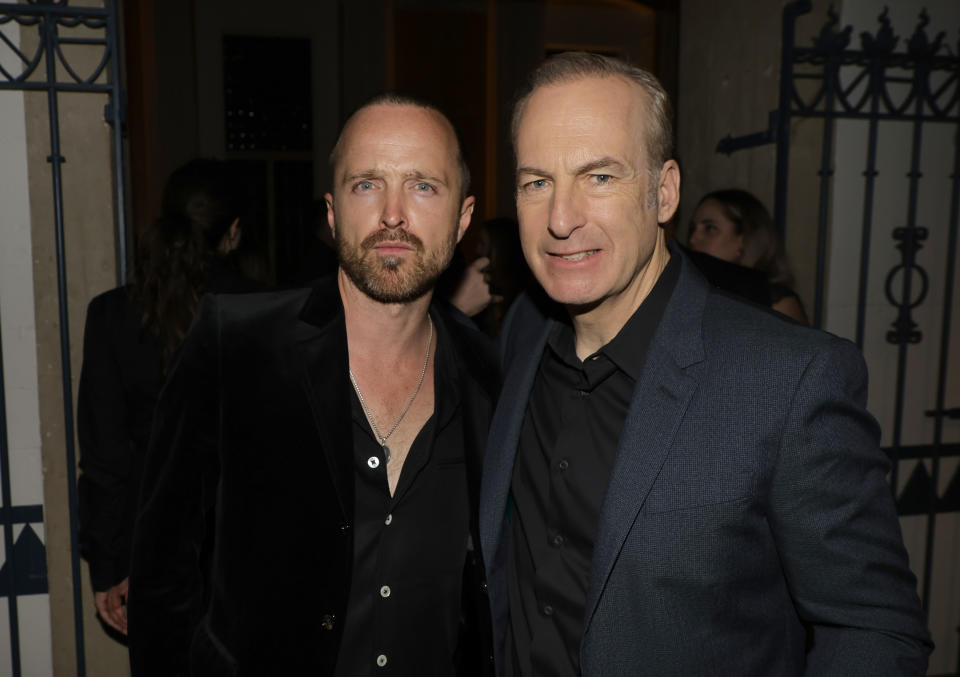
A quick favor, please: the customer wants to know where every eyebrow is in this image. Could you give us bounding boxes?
[342,170,379,185]
[517,156,627,179]
[517,166,552,179]
[572,156,627,176]
[402,171,447,186]
[341,170,448,186]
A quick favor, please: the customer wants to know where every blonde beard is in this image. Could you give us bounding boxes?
[336,235,455,304]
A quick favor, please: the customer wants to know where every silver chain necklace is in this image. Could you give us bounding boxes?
[349,317,433,464]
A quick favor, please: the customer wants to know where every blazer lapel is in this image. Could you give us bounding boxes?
[293,278,354,522]
[479,296,553,570]
[582,249,708,637]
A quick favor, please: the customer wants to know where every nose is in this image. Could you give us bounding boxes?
[380,186,406,229]
[547,185,584,239]
[687,225,703,249]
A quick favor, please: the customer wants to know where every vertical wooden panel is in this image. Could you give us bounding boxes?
[122,0,162,237]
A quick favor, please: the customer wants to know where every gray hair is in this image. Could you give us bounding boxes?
[511,52,673,179]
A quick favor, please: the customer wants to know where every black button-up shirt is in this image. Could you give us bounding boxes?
[335,313,470,677]
[505,256,680,676]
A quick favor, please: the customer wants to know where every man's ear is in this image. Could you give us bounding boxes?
[656,159,680,224]
[324,193,336,239]
[456,195,476,244]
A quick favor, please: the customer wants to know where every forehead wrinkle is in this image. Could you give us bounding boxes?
[402,169,449,186]
[572,156,628,176]
[337,146,450,188]
[517,76,651,173]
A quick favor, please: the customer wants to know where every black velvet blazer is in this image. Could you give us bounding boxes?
[78,261,259,593]
[128,276,498,676]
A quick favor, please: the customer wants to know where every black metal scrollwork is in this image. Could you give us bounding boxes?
[885,226,929,344]
[0,0,112,91]
[720,5,959,154]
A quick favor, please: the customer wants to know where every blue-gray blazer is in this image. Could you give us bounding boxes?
[479,247,931,676]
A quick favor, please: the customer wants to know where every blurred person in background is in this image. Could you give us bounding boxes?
[77,158,259,638]
[688,188,808,323]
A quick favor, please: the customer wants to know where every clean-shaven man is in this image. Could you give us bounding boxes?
[480,52,931,676]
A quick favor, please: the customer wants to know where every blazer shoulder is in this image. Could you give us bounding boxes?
[499,289,555,370]
[211,287,313,331]
[700,288,858,369]
[86,285,134,320]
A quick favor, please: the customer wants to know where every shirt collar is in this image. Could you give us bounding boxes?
[546,252,681,381]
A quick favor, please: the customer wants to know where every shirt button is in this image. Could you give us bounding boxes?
[380,585,391,598]
[558,459,569,471]
[376,654,388,667]
[384,513,393,526]
[367,456,380,469]
[552,533,565,547]
[542,604,554,616]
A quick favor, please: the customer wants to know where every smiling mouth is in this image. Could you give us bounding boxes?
[553,249,599,262]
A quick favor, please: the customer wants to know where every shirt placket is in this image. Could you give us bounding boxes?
[532,373,585,631]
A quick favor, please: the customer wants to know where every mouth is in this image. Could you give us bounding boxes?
[550,249,600,262]
[362,229,424,255]
[374,241,415,252]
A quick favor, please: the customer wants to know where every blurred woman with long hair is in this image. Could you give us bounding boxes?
[77,159,259,637]
[688,188,808,324]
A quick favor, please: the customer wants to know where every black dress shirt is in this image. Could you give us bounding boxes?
[505,256,680,676]
[335,312,471,677]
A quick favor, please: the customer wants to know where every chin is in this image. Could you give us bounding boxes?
[538,278,604,308]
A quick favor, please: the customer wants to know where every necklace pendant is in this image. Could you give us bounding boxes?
[382,444,391,463]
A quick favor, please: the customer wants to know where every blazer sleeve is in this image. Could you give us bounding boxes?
[77,292,133,592]
[128,295,220,677]
[766,336,932,675]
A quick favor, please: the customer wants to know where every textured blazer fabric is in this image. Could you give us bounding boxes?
[479,244,932,677]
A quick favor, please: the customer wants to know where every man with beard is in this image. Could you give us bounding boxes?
[128,95,498,676]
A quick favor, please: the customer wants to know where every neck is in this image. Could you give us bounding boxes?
[338,269,434,361]
[569,233,670,360]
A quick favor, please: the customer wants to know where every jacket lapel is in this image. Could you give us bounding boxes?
[479,295,553,570]
[582,250,708,637]
[293,277,354,522]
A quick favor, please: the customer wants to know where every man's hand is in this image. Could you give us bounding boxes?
[451,257,501,317]
[95,576,128,635]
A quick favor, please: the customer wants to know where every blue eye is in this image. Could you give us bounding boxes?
[414,182,434,192]
[523,179,548,191]
[592,174,612,184]
[355,180,374,191]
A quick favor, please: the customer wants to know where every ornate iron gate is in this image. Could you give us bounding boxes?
[0,1,126,675]
[719,1,959,673]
